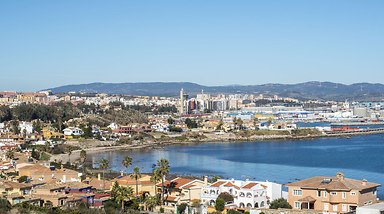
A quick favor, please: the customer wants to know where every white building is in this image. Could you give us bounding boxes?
[19,121,34,134]
[201,179,283,210]
[63,127,83,136]
[356,202,384,214]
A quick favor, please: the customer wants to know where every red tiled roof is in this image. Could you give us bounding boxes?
[224,182,240,190]
[211,181,226,187]
[242,182,258,189]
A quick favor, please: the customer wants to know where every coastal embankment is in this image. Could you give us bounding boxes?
[49,128,384,164]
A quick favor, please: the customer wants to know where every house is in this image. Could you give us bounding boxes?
[63,127,83,136]
[157,177,207,206]
[201,178,282,210]
[42,128,65,140]
[0,180,37,205]
[18,163,82,183]
[83,174,113,191]
[115,174,156,196]
[286,172,381,213]
[112,123,152,135]
[356,202,384,214]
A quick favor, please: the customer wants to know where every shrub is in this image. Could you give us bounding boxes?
[269,198,292,209]
[215,198,225,212]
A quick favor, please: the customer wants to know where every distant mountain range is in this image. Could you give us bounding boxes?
[47,82,384,101]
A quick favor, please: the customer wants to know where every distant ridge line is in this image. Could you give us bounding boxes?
[46,81,384,101]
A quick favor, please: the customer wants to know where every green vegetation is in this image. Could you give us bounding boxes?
[215,198,225,212]
[227,210,242,214]
[269,198,292,209]
[291,128,322,136]
[155,158,170,205]
[177,203,188,214]
[217,192,234,203]
[185,118,198,129]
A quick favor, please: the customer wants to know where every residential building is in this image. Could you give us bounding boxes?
[157,177,206,206]
[115,174,156,196]
[356,202,384,214]
[201,179,283,210]
[286,172,380,213]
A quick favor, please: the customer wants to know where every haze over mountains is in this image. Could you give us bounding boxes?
[47,82,384,101]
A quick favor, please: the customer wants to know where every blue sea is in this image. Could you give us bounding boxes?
[88,134,384,198]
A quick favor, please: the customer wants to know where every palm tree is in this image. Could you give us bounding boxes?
[122,156,132,175]
[156,158,170,205]
[80,149,87,174]
[131,166,142,197]
[150,168,162,196]
[68,150,72,164]
[145,195,160,211]
[115,184,134,211]
[99,158,109,189]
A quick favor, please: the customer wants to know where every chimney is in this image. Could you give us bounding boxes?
[336,172,345,181]
[204,176,208,185]
[62,175,66,183]
[120,171,124,177]
[362,179,367,186]
[98,173,101,181]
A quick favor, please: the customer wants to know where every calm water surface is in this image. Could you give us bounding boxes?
[88,134,384,198]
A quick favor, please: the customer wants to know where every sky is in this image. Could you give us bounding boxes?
[1,0,384,91]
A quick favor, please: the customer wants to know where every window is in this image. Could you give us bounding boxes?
[342,192,346,199]
[333,205,338,211]
[317,190,321,197]
[342,204,347,212]
[294,202,300,209]
[323,191,327,198]
[331,192,337,196]
[350,192,356,196]
[324,203,329,211]
[293,189,302,196]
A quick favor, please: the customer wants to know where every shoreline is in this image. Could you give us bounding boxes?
[50,129,384,163]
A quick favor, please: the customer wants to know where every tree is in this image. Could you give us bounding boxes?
[185,118,198,129]
[131,166,142,197]
[145,195,160,211]
[177,203,188,214]
[217,192,234,203]
[32,120,42,133]
[114,183,134,211]
[167,117,175,125]
[80,149,87,174]
[150,167,162,196]
[99,158,110,189]
[80,149,87,164]
[0,198,12,213]
[269,198,292,209]
[122,156,133,175]
[215,198,225,212]
[6,150,14,160]
[156,158,170,205]
[68,150,72,164]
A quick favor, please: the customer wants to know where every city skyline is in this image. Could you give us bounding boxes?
[1,0,384,91]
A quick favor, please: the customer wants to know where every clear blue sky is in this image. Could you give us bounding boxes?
[1,0,384,91]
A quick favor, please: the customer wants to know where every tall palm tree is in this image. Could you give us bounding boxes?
[150,168,162,196]
[80,150,87,174]
[115,184,134,211]
[99,158,109,190]
[131,166,142,197]
[156,158,170,205]
[122,156,132,175]
[68,150,72,164]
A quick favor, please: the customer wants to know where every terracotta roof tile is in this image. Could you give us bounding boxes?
[286,175,380,191]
